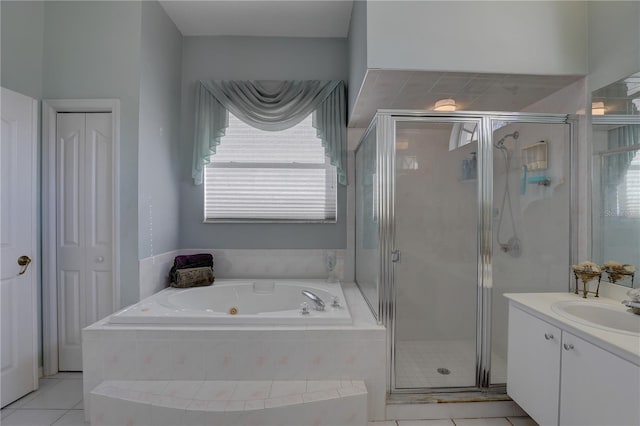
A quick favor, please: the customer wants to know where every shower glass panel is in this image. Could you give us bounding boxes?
[393,120,480,390]
[355,126,380,318]
[490,121,571,385]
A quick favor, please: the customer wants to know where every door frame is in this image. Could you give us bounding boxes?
[42,99,121,375]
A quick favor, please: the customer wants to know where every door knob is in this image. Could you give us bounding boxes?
[96,256,104,263]
[17,255,32,276]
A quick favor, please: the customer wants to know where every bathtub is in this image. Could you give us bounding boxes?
[109,279,352,326]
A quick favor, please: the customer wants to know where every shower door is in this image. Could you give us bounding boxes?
[368,111,575,394]
[391,117,483,391]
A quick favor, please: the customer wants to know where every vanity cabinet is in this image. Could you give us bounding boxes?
[507,304,640,426]
[507,306,561,426]
[559,330,639,426]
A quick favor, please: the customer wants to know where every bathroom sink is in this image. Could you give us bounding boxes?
[551,301,640,336]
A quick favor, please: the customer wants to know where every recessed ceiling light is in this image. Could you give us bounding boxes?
[435,98,456,111]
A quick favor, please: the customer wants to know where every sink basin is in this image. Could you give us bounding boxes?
[551,301,640,336]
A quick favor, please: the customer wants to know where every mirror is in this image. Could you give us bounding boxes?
[591,72,640,288]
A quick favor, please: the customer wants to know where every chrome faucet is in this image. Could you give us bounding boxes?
[302,290,325,311]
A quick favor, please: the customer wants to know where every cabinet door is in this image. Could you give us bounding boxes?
[560,331,640,426]
[507,305,561,426]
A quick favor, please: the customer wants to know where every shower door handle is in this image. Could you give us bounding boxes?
[391,250,401,263]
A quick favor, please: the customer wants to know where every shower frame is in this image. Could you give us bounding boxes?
[353,110,578,396]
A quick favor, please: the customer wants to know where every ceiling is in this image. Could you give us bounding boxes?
[349,70,582,128]
[160,1,354,38]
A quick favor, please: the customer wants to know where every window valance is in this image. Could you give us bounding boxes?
[192,80,347,185]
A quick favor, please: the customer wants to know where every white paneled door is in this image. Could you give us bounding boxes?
[57,113,113,371]
[1,88,38,407]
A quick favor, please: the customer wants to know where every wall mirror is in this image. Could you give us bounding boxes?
[591,72,640,288]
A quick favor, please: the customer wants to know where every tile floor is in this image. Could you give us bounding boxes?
[395,340,508,388]
[1,373,87,426]
[368,419,537,426]
[1,373,536,426]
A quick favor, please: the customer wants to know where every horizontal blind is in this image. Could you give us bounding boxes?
[205,114,337,221]
[622,153,640,217]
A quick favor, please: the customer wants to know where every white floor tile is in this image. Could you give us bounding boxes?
[453,418,511,426]
[21,380,83,410]
[48,373,83,380]
[72,400,83,410]
[51,410,89,426]
[4,379,63,409]
[398,421,454,426]
[506,417,538,426]
[0,409,66,426]
[368,422,397,426]
[1,408,16,419]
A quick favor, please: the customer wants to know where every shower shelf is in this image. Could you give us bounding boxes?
[522,141,548,171]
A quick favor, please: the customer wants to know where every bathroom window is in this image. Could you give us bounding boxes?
[204,114,337,222]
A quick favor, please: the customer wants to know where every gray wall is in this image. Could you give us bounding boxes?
[179,36,348,249]
[587,1,640,91]
[366,1,588,75]
[1,0,46,367]
[1,1,45,99]
[348,0,367,118]
[138,1,183,259]
[42,0,143,306]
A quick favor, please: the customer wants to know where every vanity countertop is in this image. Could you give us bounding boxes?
[504,292,640,366]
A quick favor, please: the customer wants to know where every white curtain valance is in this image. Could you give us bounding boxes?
[192,80,347,186]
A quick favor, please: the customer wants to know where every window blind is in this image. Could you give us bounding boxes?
[205,114,337,221]
[621,152,640,217]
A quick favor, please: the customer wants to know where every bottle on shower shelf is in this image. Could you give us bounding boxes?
[469,152,477,180]
[462,159,470,180]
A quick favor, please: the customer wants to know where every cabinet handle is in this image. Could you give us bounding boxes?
[544,333,554,340]
[563,343,574,351]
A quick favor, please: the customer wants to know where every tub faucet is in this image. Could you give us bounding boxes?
[302,290,325,311]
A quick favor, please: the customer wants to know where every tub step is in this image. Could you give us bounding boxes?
[89,379,367,426]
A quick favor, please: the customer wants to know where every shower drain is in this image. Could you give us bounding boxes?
[437,368,451,375]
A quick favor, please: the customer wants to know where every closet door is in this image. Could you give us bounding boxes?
[84,114,114,325]
[57,113,113,371]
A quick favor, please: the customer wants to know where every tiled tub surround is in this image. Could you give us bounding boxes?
[82,282,386,422]
[89,379,368,426]
[139,249,346,300]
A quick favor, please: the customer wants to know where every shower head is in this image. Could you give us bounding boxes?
[494,131,520,150]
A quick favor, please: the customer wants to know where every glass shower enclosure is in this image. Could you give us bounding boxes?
[355,111,575,394]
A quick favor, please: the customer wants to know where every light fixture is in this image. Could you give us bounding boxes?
[591,101,605,115]
[434,98,457,111]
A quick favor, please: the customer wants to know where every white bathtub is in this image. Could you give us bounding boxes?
[110,279,352,326]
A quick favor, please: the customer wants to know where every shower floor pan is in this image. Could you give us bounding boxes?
[395,339,507,389]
